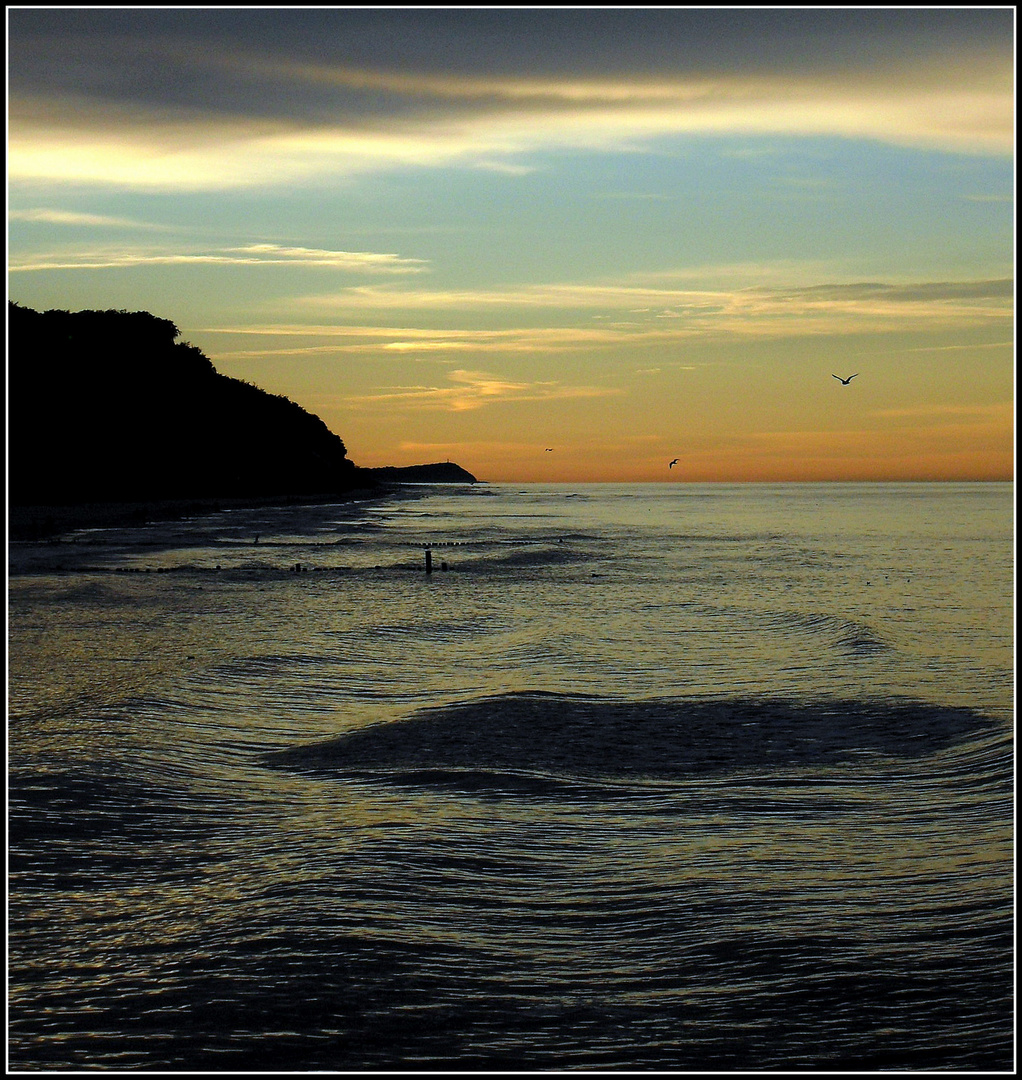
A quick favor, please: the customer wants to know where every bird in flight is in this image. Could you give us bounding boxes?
[669,458,679,468]
[833,373,858,385]
[545,447,554,452]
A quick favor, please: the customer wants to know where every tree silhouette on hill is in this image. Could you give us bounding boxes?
[8,301,357,505]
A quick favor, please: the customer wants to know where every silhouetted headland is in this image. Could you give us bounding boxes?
[8,302,476,539]
[361,462,478,485]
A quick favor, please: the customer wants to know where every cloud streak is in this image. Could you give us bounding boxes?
[277,277,1012,342]
[871,402,1013,422]
[8,207,169,229]
[198,282,1011,365]
[296,276,1012,308]
[8,243,430,274]
[344,368,621,412]
[205,323,690,357]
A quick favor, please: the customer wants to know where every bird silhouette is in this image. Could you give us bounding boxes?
[545,448,554,452]
[669,458,679,468]
[833,373,858,385]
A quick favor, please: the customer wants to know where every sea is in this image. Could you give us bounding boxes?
[7,481,1014,1073]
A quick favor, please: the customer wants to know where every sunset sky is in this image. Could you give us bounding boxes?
[7,8,1014,482]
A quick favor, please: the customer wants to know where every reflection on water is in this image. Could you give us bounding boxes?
[8,483,1014,1070]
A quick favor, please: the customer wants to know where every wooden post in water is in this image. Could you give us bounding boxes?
[424,548,433,574]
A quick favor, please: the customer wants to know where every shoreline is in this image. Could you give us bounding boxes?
[7,489,383,542]
[8,464,480,542]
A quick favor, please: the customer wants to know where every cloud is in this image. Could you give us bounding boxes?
[295,283,731,311]
[8,243,429,273]
[202,322,695,356]
[870,402,1013,422]
[749,279,1014,302]
[9,73,1011,191]
[284,276,1013,341]
[344,368,622,412]
[895,340,1013,354]
[8,207,168,229]
[467,160,538,176]
[196,271,1011,360]
[7,11,1012,190]
[231,244,428,271]
[10,10,1010,88]
[297,276,1013,309]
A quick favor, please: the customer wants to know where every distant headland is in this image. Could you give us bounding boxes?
[362,462,478,484]
[8,302,477,539]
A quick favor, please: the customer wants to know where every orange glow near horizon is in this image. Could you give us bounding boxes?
[295,341,1014,484]
[333,426,1014,484]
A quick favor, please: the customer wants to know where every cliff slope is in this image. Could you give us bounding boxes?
[8,302,357,505]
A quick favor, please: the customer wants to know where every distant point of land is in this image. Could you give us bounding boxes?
[360,462,478,485]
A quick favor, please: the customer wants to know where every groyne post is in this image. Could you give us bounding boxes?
[424,548,433,574]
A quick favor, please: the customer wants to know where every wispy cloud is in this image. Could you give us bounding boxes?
[871,402,1013,422]
[8,243,430,273]
[204,323,675,357]
[234,244,428,271]
[345,368,621,412]
[282,277,1013,340]
[195,272,1011,360]
[297,276,1012,308]
[469,159,538,176]
[749,279,1014,302]
[894,340,1013,354]
[8,207,169,229]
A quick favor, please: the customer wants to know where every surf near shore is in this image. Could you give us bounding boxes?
[6,491,383,542]
[8,464,479,542]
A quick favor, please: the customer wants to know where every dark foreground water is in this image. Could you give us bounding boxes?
[8,482,1014,1071]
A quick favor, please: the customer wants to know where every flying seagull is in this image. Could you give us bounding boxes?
[669,459,679,468]
[833,373,858,385]
[545,447,554,451]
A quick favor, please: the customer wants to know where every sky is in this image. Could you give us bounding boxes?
[7,7,1015,482]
